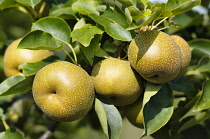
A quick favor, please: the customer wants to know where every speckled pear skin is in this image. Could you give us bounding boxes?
[91,58,144,106]
[128,30,182,84]
[32,61,95,122]
[171,35,191,76]
[3,38,53,77]
[124,96,143,128]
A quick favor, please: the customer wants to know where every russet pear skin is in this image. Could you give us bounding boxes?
[91,58,143,106]
[32,61,95,122]
[171,35,191,76]
[128,30,182,84]
[4,38,53,77]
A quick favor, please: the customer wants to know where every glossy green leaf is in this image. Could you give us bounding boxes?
[0,128,24,139]
[169,76,196,99]
[89,14,132,41]
[72,0,99,15]
[102,6,129,29]
[49,7,77,19]
[189,39,210,56]
[138,0,148,9]
[195,56,210,72]
[0,76,34,96]
[142,83,174,137]
[127,6,144,22]
[102,102,122,139]
[71,24,103,47]
[0,0,17,9]
[166,0,201,15]
[80,35,101,65]
[194,80,210,111]
[17,30,61,50]
[95,98,109,139]
[15,0,40,8]
[95,48,110,58]
[178,110,210,133]
[18,56,60,76]
[116,0,136,7]
[31,17,71,43]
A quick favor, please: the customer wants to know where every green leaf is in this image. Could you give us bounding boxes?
[17,30,61,50]
[189,39,210,56]
[72,0,99,15]
[166,0,201,15]
[178,110,210,133]
[15,0,41,8]
[0,128,24,139]
[194,80,210,111]
[18,56,60,76]
[95,98,109,139]
[0,76,34,96]
[80,35,101,65]
[89,14,132,41]
[126,6,144,22]
[0,107,5,120]
[116,0,136,7]
[142,83,174,137]
[95,48,111,58]
[169,76,196,99]
[138,0,148,9]
[102,6,129,28]
[49,7,77,19]
[32,17,71,43]
[195,56,210,72]
[71,24,103,47]
[0,0,17,9]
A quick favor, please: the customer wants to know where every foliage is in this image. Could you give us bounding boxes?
[0,0,210,138]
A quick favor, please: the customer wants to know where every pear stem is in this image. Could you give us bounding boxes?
[2,118,9,130]
[151,17,168,30]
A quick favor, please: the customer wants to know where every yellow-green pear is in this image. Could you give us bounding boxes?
[32,61,95,122]
[91,58,144,106]
[124,96,144,128]
[4,38,53,77]
[128,30,182,84]
[171,35,191,76]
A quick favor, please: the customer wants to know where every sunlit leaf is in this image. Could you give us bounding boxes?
[0,128,24,139]
[0,76,34,96]
[71,24,103,47]
[18,56,60,76]
[166,0,201,15]
[0,0,17,9]
[117,0,136,7]
[194,80,210,111]
[49,7,77,19]
[142,83,174,137]
[178,110,210,133]
[32,17,71,43]
[17,30,61,50]
[126,6,144,22]
[15,0,40,8]
[89,14,132,41]
[72,0,99,15]
[95,98,109,139]
[80,35,101,65]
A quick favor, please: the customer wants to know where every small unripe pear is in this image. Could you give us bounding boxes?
[171,35,191,76]
[4,38,53,77]
[124,96,144,128]
[128,30,182,84]
[32,61,95,122]
[91,58,143,106]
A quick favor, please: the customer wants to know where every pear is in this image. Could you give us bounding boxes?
[171,35,191,76]
[128,30,182,84]
[91,58,144,106]
[4,38,53,77]
[124,96,144,128]
[32,61,95,122]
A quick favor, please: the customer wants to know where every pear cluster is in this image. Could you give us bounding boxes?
[3,30,191,124]
[128,30,191,84]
